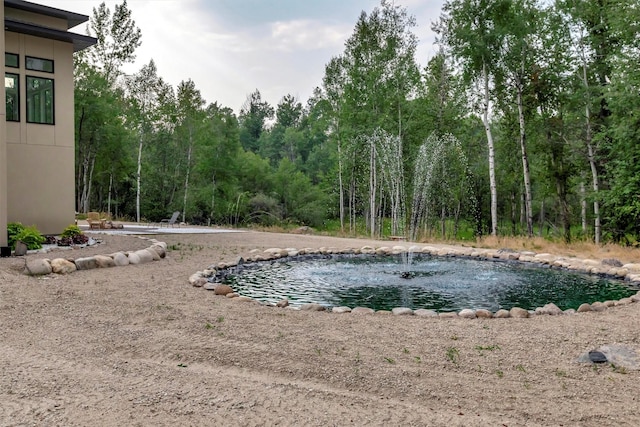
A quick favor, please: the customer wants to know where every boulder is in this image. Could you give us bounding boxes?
[50,258,76,274]
[25,259,52,275]
[351,307,375,315]
[74,256,98,270]
[150,244,166,258]
[145,247,161,261]
[414,309,438,317]
[391,307,414,316]
[577,303,592,313]
[127,252,141,265]
[590,301,607,312]
[134,249,154,264]
[300,303,326,311]
[276,299,290,308]
[475,309,493,319]
[509,307,529,318]
[332,306,351,313]
[214,284,234,296]
[458,309,476,319]
[439,312,458,319]
[494,309,510,318]
[14,241,28,256]
[112,252,129,266]
[94,255,115,268]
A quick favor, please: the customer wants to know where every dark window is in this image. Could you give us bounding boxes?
[26,56,54,73]
[5,73,19,122]
[26,76,54,124]
[5,53,19,68]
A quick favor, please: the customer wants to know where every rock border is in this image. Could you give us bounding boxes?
[23,237,167,276]
[190,244,640,319]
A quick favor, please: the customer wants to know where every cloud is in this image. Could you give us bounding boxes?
[269,20,351,52]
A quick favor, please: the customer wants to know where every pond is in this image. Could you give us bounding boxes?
[221,254,639,312]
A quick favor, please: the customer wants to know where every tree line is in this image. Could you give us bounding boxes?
[75,0,640,244]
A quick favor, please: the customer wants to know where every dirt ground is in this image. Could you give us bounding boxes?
[0,229,639,426]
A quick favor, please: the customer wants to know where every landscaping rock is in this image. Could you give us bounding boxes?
[414,309,438,317]
[351,307,375,315]
[50,258,76,274]
[14,241,27,256]
[134,249,154,264]
[391,307,414,316]
[439,312,458,319]
[458,309,476,319]
[94,255,115,268]
[127,252,141,265]
[145,247,161,261]
[510,307,529,318]
[74,256,98,271]
[535,303,563,316]
[276,299,290,308]
[300,303,326,311]
[475,309,493,319]
[494,309,510,318]
[25,259,52,275]
[577,303,592,313]
[214,284,234,296]
[332,306,351,313]
[590,301,607,312]
[112,252,129,266]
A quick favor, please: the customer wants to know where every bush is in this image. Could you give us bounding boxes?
[7,222,25,249]
[13,225,45,250]
[60,224,88,245]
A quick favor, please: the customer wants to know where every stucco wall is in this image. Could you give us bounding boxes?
[5,33,75,234]
[0,3,7,246]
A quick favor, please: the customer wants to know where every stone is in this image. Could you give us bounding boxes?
[590,301,607,312]
[74,256,98,270]
[391,307,414,316]
[276,299,289,308]
[577,303,592,313]
[203,282,217,291]
[509,307,529,318]
[537,303,563,316]
[14,241,28,256]
[112,252,129,266]
[25,259,52,275]
[50,258,76,274]
[233,296,254,303]
[214,284,234,296]
[134,249,154,264]
[439,312,458,319]
[564,309,576,315]
[631,292,640,303]
[494,309,511,318]
[376,310,392,315]
[615,298,633,306]
[94,255,115,268]
[332,306,351,313]
[127,252,141,265]
[458,309,476,319]
[351,307,375,315]
[475,309,493,319]
[414,309,438,317]
[300,303,326,311]
[603,300,616,308]
[225,292,239,298]
[145,247,161,261]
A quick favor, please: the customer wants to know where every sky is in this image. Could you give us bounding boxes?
[39,0,445,113]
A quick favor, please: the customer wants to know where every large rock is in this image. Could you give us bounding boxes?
[351,307,375,315]
[458,309,476,319]
[414,309,438,317]
[214,284,234,296]
[300,303,326,311]
[439,312,458,319]
[392,307,414,316]
[25,259,52,275]
[475,309,493,319]
[145,247,161,261]
[134,249,154,264]
[14,241,28,256]
[535,303,563,315]
[590,301,607,312]
[494,309,511,318]
[127,252,141,265]
[112,252,129,266]
[276,299,290,308]
[332,306,351,313]
[94,255,115,268]
[150,244,166,259]
[577,303,592,313]
[510,307,529,318]
[74,256,98,270]
[50,258,76,274]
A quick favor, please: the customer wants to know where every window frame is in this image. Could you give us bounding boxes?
[5,53,19,69]
[25,56,54,73]
[5,72,19,122]
[26,75,55,125]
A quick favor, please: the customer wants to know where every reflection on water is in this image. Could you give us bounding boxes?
[222,254,638,312]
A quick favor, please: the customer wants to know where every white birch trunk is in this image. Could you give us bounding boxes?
[482,62,498,236]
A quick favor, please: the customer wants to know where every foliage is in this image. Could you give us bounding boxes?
[12,225,45,250]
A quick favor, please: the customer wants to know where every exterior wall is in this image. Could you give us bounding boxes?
[0,2,6,246]
[5,8,68,31]
[5,32,76,234]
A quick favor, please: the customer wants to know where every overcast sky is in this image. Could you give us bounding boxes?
[40,0,445,112]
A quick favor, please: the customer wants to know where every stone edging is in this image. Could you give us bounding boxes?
[189,244,640,319]
[23,237,167,276]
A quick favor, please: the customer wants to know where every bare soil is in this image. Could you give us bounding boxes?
[1,230,639,426]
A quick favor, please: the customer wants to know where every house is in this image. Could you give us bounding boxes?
[0,0,96,255]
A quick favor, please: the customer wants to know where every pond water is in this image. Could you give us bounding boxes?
[221,254,638,312]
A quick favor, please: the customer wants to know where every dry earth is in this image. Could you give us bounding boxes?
[1,229,639,426]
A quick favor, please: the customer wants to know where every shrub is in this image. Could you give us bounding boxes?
[7,222,25,249]
[61,224,83,238]
[60,224,88,245]
[13,225,45,250]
